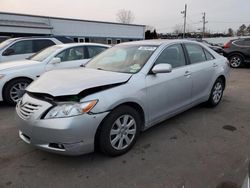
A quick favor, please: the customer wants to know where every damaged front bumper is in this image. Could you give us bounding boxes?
[16,93,109,155]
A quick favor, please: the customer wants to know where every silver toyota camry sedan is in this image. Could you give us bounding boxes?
[16,40,230,156]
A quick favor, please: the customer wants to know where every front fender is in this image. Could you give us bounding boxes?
[81,73,148,119]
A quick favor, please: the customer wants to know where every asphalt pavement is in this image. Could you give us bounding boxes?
[0,68,250,188]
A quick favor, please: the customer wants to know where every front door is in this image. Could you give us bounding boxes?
[145,44,192,125]
[1,40,34,62]
[45,46,88,71]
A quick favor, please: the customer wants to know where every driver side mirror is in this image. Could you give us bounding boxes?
[2,48,15,56]
[151,63,172,74]
[50,57,61,64]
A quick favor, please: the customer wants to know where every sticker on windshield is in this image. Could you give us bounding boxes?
[129,64,141,73]
[138,46,157,51]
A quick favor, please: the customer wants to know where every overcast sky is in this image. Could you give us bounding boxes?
[1,0,250,33]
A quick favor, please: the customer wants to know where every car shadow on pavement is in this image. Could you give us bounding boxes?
[32,104,205,163]
[0,101,11,108]
[243,64,250,68]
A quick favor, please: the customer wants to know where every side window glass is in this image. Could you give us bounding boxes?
[204,49,215,61]
[87,46,107,58]
[56,49,68,62]
[34,40,55,52]
[244,39,250,46]
[185,44,206,64]
[154,44,186,68]
[234,40,245,46]
[56,47,85,62]
[6,40,33,55]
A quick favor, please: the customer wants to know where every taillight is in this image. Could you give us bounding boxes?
[223,41,231,48]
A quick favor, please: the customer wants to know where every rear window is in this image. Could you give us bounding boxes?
[185,44,206,64]
[234,40,245,46]
[33,39,55,52]
[55,36,74,43]
[244,39,250,46]
[204,49,215,61]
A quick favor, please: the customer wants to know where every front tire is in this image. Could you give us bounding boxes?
[206,78,224,107]
[3,78,32,105]
[98,105,141,156]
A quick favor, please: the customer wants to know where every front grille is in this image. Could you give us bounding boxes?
[17,101,41,120]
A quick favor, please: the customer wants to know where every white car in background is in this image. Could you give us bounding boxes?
[0,37,65,63]
[0,43,110,104]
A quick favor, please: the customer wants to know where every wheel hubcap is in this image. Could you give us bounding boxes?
[230,56,241,67]
[10,82,29,103]
[110,115,136,150]
[212,82,223,104]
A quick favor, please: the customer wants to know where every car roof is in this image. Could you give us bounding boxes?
[118,39,201,46]
[55,43,111,48]
[5,36,58,41]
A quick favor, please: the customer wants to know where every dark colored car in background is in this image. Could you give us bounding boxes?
[201,40,224,54]
[188,38,224,54]
[223,38,250,68]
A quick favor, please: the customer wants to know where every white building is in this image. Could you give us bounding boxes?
[0,12,145,44]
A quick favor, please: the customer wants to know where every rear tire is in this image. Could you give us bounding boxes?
[3,78,32,105]
[229,54,244,68]
[206,78,224,107]
[98,105,141,156]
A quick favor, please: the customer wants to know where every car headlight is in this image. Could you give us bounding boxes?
[44,99,98,119]
[0,74,5,79]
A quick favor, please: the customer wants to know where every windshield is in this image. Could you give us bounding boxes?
[85,45,157,74]
[0,38,16,50]
[28,45,63,62]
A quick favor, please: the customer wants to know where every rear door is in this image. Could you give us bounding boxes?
[184,43,217,103]
[233,39,248,55]
[145,44,192,124]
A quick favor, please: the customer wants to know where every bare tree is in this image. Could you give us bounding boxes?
[246,25,250,35]
[116,9,135,24]
[173,24,183,34]
[227,28,234,37]
[145,25,155,32]
[237,24,247,36]
[173,24,194,34]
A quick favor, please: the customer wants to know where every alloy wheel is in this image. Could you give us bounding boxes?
[110,115,137,150]
[9,82,29,103]
[212,82,223,104]
[230,56,242,68]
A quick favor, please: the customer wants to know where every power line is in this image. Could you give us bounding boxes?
[186,17,201,25]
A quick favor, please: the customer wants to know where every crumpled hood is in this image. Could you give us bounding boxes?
[0,60,40,71]
[27,68,132,97]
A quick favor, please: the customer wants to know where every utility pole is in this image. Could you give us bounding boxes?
[202,12,208,38]
[181,4,187,38]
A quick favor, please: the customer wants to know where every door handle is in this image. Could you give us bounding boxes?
[184,71,191,77]
[213,63,218,67]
